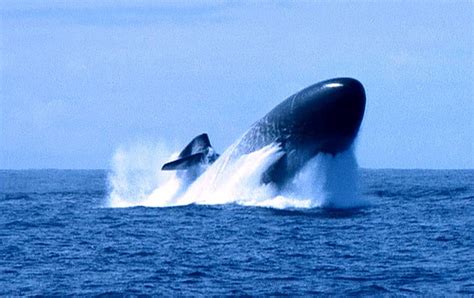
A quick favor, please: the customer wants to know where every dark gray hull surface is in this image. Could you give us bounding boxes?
[163,77,366,187]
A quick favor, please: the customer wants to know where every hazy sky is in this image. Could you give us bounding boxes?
[1,1,472,169]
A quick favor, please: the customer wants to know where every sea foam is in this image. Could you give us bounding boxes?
[108,141,367,209]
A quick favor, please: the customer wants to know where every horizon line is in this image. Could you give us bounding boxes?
[1,167,473,171]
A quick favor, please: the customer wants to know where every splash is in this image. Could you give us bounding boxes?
[286,149,365,208]
[107,142,177,208]
[107,142,367,209]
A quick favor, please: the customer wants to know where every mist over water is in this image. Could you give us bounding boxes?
[108,141,367,209]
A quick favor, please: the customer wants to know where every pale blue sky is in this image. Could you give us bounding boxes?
[1,1,472,169]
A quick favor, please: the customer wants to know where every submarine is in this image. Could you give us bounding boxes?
[162,77,366,187]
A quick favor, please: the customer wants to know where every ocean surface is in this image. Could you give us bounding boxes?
[0,169,473,295]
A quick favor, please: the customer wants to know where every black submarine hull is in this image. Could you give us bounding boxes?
[163,77,366,187]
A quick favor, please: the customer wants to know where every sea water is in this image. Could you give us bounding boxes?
[0,161,472,294]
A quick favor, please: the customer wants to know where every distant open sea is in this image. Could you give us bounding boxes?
[0,169,472,295]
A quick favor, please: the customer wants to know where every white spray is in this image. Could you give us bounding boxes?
[107,142,367,209]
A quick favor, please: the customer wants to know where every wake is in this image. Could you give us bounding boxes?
[107,142,368,209]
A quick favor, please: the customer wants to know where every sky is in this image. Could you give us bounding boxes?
[0,0,472,169]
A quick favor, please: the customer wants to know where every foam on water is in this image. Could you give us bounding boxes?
[108,141,367,209]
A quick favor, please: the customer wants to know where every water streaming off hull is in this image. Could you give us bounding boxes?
[108,142,368,209]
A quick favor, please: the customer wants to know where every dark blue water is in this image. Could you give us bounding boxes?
[0,169,473,295]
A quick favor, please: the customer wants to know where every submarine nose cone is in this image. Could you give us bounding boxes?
[316,77,366,152]
[323,78,365,128]
[300,77,366,132]
[290,77,366,153]
[331,77,365,123]
[319,77,366,111]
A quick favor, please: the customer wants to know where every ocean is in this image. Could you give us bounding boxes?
[0,168,473,295]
